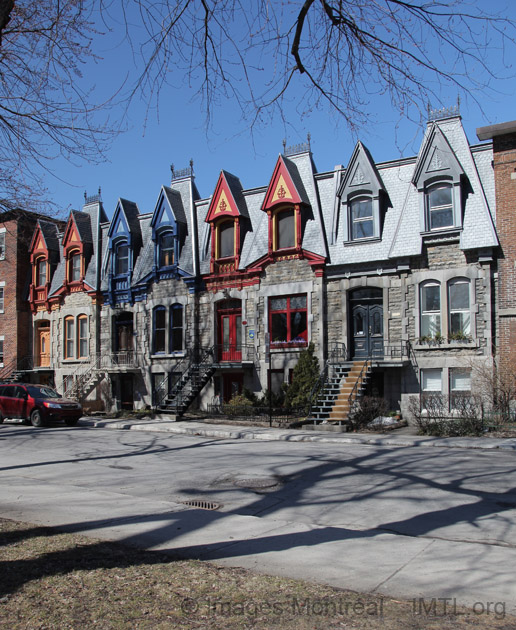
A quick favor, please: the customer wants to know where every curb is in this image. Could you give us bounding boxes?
[78,418,516,451]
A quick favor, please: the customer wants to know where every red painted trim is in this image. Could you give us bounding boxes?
[261,155,303,211]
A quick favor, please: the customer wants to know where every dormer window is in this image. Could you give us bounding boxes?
[69,251,81,282]
[115,242,129,275]
[218,221,235,259]
[159,232,175,267]
[350,197,374,240]
[275,209,296,250]
[427,184,453,231]
[35,258,47,287]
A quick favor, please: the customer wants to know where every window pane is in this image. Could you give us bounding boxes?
[290,311,307,341]
[428,185,453,230]
[219,222,234,258]
[450,369,471,391]
[421,313,441,337]
[270,297,287,311]
[353,219,374,239]
[0,233,4,259]
[71,254,81,281]
[277,210,295,249]
[449,282,469,310]
[422,284,440,312]
[37,259,46,286]
[290,295,306,309]
[429,186,452,208]
[116,244,129,275]
[352,199,373,219]
[154,308,166,353]
[271,312,288,342]
[170,305,183,352]
[0,287,4,311]
[160,234,174,267]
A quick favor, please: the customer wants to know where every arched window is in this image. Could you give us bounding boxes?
[78,315,89,358]
[448,278,470,336]
[427,183,453,231]
[420,281,441,338]
[153,306,166,354]
[159,232,175,267]
[350,197,374,240]
[68,250,81,282]
[64,316,75,359]
[35,257,47,287]
[218,221,235,259]
[170,304,183,352]
[115,242,129,275]
[275,208,295,250]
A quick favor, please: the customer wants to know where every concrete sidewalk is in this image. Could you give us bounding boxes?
[79,416,516,450]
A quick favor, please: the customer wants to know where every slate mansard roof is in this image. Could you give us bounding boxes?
[47,114,495,301]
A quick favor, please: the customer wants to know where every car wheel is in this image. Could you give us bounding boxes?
[30,410,45,428]
[64,418,79,427]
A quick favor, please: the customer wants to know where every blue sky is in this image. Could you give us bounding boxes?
[42,1,516,220]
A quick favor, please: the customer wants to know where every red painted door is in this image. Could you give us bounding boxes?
[218,306,242,361]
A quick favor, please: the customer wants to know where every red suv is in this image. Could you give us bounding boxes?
[0,384,83,427]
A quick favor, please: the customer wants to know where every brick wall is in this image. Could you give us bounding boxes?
[0,213,38,368]
[492,133,516,369]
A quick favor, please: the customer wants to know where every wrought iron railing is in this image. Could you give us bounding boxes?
[213,343,256,363]
[348,358,372,415]
[0,355,33,382]
[154,346,215,410]
[307,342,348,417]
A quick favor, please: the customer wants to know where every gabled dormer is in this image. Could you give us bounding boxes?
[29,219,62,312]
[105,199,142,305]
[412,122,465,234]
[61,210,93,291]
[205,171,249,274]
[261,155,307,256]
[338,142,387,242]
[150,186,187,281]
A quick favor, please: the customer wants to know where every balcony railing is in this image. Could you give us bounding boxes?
[213,343,256,363]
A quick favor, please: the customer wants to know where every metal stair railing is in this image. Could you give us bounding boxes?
[308,342,348,418]
[0,355,33,382]
[63,353,104,399]
[156,346,215,411]
[347,358,372,415]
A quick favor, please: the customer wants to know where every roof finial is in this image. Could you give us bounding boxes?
[307,132,311,146]
[282,138,286,153]
[190,158,194,174]
[84,190,87,202]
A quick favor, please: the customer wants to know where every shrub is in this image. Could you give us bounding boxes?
[349,396,389,430]
[408,394,484,437]
[222,393,255,416]
[284,342,320,410]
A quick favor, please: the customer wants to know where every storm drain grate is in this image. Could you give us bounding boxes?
[179,499,222,511]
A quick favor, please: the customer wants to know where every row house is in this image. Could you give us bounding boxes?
[18,111,508,421]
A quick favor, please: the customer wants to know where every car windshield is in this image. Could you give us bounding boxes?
[26,386,61,399]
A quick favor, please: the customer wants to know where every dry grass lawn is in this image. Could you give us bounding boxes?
[1,518,514,629]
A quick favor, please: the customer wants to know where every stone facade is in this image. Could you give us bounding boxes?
[16,113,516,423]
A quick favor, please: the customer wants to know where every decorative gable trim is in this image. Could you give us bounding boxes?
[412,124,464,189]
[412,123,466,234]
[206,172,242,222]
[261,156,303,211]
[338,142,386,242]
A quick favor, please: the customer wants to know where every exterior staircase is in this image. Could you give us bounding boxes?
[328,360,371,423]
[0,356,34,383]
[309,358,372,425]
[158,348,215,417]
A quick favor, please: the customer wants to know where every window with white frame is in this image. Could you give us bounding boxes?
[350,197,374,240]
[63,314,89,359]
[426,183,454,231]
[448,279,470,337]
[420,282,441,338]
[450,368,472,410]
[422,368,442,393]
[0,231,5,260]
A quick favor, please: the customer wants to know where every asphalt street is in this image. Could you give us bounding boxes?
[1,420,516,614]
